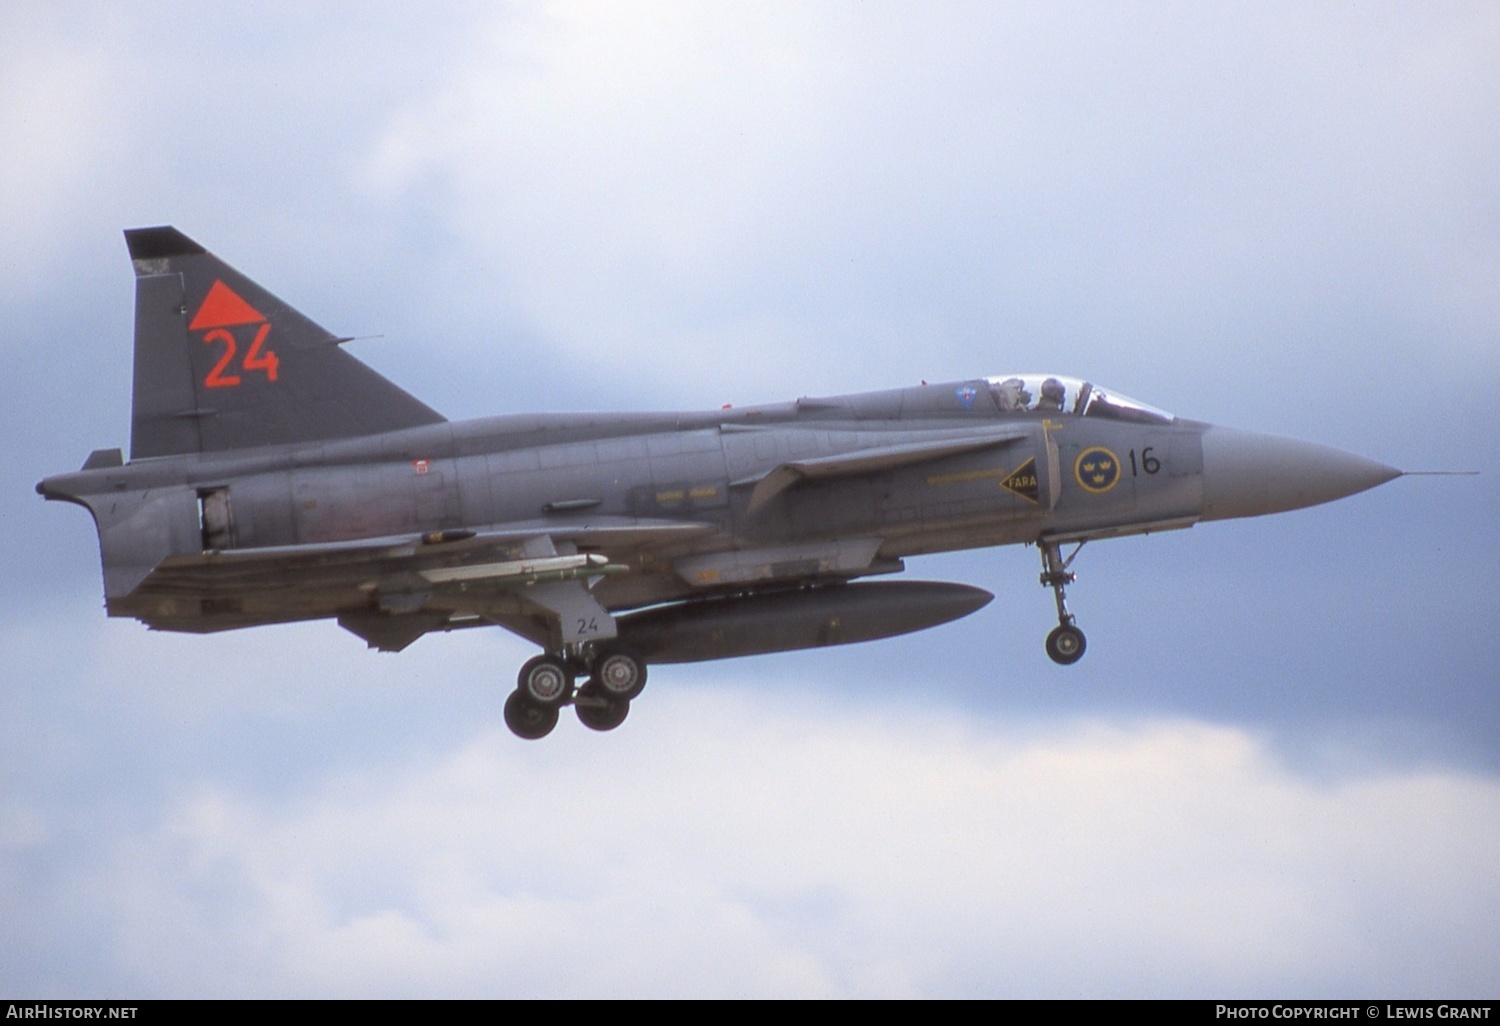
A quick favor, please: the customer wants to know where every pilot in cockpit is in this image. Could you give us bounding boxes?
[1036,377,1067,412]
[992,377,1032,411]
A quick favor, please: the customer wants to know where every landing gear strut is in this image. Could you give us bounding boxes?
[1039,539,1087,665]
[503,645,648,739]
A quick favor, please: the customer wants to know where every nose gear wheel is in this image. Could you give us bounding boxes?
[1039,539,1088,665]
[1045,624,1086,664]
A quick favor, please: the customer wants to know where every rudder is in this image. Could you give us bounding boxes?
[125,226,445,459]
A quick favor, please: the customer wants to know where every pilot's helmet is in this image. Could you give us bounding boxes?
[1038,377,1066,410]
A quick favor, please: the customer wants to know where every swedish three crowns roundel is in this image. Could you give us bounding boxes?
[1074,446,1121,494]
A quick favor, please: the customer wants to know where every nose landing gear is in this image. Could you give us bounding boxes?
[504,645,648,739]
[1039,539,1087,665]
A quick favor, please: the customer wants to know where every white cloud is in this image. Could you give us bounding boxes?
[356,3,867,396]
[15,670,1494,997]
[0,17,127,299]
[348,2,1500,411]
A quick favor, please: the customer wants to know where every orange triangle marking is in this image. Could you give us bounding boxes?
[190,280,266,330]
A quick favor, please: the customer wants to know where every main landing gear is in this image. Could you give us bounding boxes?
[503,645,648,740]
[1039,539,1087,666]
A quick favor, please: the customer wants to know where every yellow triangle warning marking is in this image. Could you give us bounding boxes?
[999,456,1040,503]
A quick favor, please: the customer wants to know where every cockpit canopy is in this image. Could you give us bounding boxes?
[984,374,1174,424]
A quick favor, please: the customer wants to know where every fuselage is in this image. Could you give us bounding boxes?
[40,371,1396,641]
[41,377,1144,615]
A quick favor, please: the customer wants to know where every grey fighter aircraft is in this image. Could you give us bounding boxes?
[38,228,1404,739]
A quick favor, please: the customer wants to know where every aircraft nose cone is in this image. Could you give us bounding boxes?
[1200,426,1400,522]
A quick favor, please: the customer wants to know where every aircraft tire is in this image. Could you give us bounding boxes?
[518,655,572,707]
[1045,625,1087,665]
[592,649,647,701]
[574,685,630,732]
[504,690,559,740]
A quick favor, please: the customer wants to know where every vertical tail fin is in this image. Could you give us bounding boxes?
[125,227,444,460]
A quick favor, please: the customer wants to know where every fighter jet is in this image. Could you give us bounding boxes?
[37,228,1403,739]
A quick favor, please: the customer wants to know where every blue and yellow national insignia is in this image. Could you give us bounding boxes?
[1074,446,1121,494]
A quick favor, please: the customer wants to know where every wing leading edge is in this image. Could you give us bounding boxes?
[737,425,1030,514]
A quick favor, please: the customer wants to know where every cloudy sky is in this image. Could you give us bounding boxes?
[3,1,1497,998]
